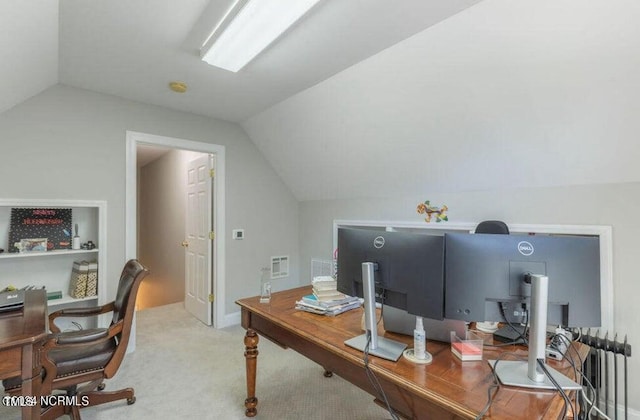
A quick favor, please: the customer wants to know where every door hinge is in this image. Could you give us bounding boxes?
[209,231,215,240]
[208,294,214,303]
[209,169,215,178]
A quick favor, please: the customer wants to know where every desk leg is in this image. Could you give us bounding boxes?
[244,329,259,417]
[21,343,42,420]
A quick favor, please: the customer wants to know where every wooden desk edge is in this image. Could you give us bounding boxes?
[0,289,48,420]
[237,295,478,419]
[236,288,586,420]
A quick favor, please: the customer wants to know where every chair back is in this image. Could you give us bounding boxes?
[112,259,148,326]
[103,259,148,378]
[474,220,509,235]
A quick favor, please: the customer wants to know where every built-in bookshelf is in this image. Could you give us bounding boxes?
[0,199,107,330]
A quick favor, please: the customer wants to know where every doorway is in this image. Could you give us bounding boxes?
[125,131,226,328]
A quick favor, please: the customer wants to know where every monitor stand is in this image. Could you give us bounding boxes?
[488,274,581,390]
[344,334,407,362]
[344,262,406,362]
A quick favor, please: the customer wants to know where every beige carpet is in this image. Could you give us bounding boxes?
[1,303,390,419]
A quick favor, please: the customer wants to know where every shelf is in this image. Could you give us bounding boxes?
[47,294,98,307]
[0,200,107,330]
[0,249,99,260]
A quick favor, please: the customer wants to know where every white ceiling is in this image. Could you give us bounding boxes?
[3,0,639,202]
[54,0,481,123]
[0,0,481,177]
[0,0,58,116]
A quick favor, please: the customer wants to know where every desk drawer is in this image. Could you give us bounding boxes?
[0,347,21,380]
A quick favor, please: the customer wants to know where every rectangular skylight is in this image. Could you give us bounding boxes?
[201,0,322,72]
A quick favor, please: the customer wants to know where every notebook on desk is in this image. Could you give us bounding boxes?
[0,290,25,313]
[383,305,467,343]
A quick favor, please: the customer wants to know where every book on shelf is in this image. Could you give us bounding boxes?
[47,290,63,300]
[69,260,89,298]
[86,260,98,297]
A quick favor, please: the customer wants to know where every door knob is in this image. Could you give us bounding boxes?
[181,241,189,247]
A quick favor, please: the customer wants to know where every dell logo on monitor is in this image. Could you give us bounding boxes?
[373,236,385,249]
[517,241,534,256]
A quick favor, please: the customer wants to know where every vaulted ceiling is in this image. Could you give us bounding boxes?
[2,0,639,201]
[0,0,481,121]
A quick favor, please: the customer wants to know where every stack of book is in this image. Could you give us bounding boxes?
[86,260,98,297]
[69,260,99,299]
[295,276,362,316]
[295,293,362,316]
[311,276,344,301]
[69,260,89,298]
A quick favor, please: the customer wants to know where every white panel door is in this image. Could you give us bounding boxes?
[185,155,213,325]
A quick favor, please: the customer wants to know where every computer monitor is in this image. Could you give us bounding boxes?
[444,232,601,328]
[444,232,601,391]
[336,227,444,361]
[337,227,445,320]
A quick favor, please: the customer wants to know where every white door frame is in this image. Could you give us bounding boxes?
[125,131,226,328]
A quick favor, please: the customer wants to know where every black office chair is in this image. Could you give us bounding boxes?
[3,259,149,419]
[475,220,509,234]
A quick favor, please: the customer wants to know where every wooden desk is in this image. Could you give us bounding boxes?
[0,289,48,419]
[237,286,586,420]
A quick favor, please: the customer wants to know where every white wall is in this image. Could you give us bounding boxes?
[299,182,640,414]
[0,84,300,317]
[244,0,640,201]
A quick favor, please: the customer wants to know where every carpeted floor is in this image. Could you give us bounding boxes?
[1,303,390,419]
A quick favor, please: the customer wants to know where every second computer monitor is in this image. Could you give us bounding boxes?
[444,232,601,328]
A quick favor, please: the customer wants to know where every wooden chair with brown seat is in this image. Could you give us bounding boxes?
[4,259,149,419]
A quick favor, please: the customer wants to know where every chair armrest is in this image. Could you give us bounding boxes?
[54,328,109,345]
[39,322,124,396]
[45,321,123,350]
[49,302,115,333]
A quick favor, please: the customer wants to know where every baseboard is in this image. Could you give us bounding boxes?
[219,310,241,328]
[607,402,640,420]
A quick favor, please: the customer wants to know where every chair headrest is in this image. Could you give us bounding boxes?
[474,220,509,234]
[112,259,149,325]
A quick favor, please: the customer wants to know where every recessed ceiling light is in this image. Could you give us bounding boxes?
[169,81,188,93]
[201,0,322,72]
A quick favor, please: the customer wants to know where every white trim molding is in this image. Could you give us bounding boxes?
[333,219,614,334]
[125,131,226,329]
